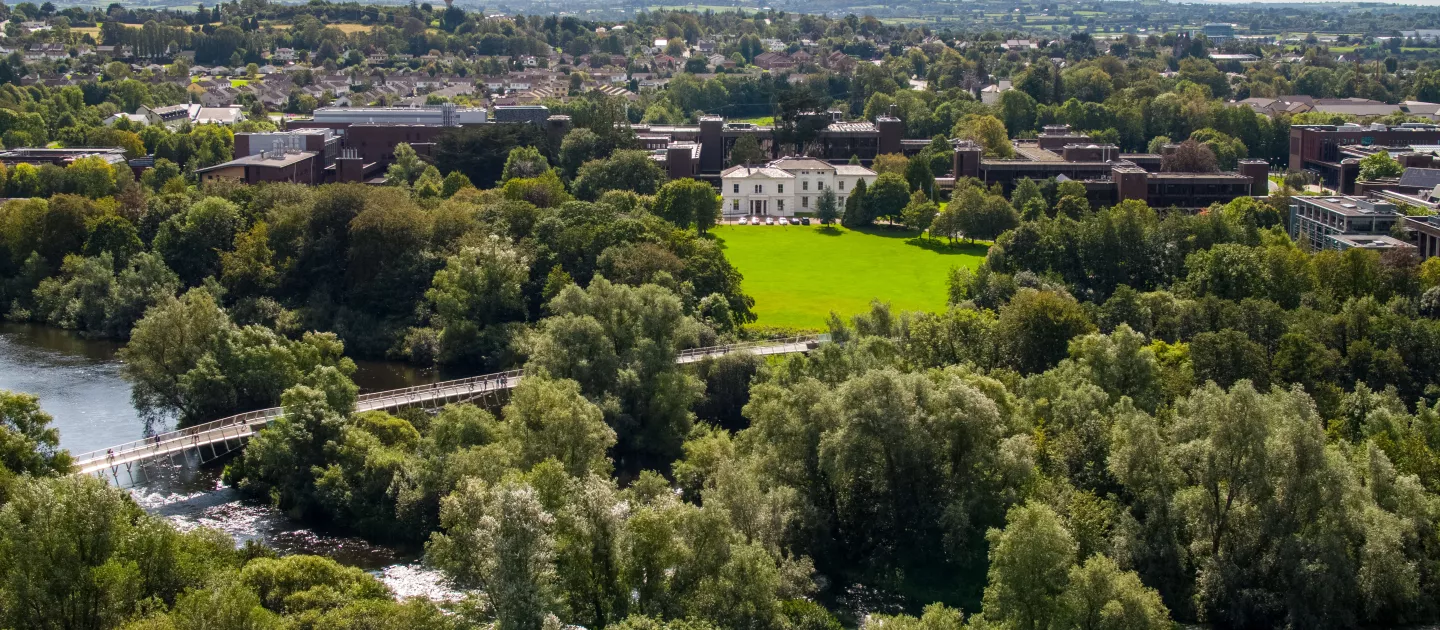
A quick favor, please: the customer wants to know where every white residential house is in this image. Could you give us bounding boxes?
[720,156,877,217]
[832,164,879,202]
[981,79,1013,105]
[25,43,67,61]
[721,166,792,216]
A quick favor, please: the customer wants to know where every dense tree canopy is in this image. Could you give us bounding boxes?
[9,3,1440,630]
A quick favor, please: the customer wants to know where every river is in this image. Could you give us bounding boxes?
[0,322,463,601]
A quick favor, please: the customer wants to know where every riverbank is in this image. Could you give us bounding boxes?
[0,322,452,453]
[0,322,462,601]
[132,462,461,601]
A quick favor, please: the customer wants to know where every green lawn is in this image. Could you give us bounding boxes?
[713,224,988,330]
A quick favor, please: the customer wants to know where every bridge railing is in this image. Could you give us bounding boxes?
[675,334,825,361]
[356,369,524,411]
[72,406,283,467]
[73,370,532,467]
[73,335,832,470]
[355,369,524,406]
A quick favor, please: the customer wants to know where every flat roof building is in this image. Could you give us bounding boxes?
[1289,123,1440,193]
[1404,215,1440,260]
[1327,233,1416,252]
[491,105,551,125]
[1289,195,1403,251]
[0,147,129,166]
[311,104,488,126]
[952,139,1268,209]
[195,149,321,186]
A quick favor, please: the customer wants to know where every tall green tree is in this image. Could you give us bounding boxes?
[1055,555,1172,630]
[386,142,428,186]
[904,153,936,196]
[572,151,667,201]
[654,179,720,234]
[900,190,937,236]
[982,501,1077,630]
[425,239,531,365]
[430,478,560,630]
[0,390,71,501]
[729,134,766,167]
[866,173,911,224]
[502,146,551,182]
[527,278,703,472]
[1358,150,1403,181]
[842,178,869,227]
[816,188,839,225]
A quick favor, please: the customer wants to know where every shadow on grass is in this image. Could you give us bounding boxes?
[712,224,989,257]
[904,236,992,256]
[850,224,923,239]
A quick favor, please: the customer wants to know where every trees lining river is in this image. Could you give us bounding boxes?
[0,322,457,599]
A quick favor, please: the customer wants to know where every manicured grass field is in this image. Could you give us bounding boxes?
[713,224,988,330]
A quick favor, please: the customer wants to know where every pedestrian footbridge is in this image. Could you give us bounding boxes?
[75,335,824,481]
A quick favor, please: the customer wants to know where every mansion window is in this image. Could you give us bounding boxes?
[754,184,763,193]
[802,181,809,191]
[777,200,785,212]
[733,183,739,193]
[732,199,739,212]
[802,196,810,208]
[778,184,784,193]
[839,180,846,190]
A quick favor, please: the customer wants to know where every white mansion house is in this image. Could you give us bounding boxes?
[720,156,878,217]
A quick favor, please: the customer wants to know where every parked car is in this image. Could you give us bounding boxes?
[765,217,775,225]
[801,217,811,225]
[739,217,749,225]
[779,217,789,225]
